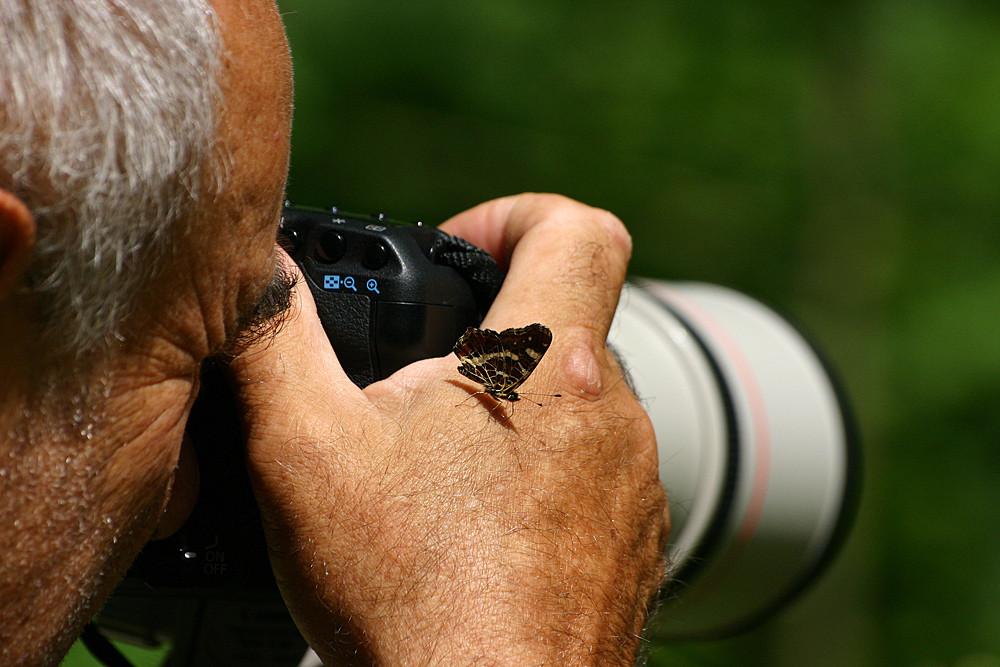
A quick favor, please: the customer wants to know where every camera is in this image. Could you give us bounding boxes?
[97,206,858,663]
[272,205,504,386]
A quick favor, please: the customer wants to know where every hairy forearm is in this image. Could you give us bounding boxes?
[248,406,666,666]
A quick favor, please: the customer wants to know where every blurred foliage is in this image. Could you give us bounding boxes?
[62,636,166,667]
[274,1,1000,665]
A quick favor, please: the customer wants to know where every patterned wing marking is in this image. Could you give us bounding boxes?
[453,323,553,402]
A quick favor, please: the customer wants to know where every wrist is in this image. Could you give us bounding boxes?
[309,588,648,667]
[286,519,654,666]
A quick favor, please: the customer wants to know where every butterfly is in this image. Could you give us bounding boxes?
[452,323,558,403]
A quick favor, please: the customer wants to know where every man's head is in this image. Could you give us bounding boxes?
[0,0,222,358]
[0,0,293,367]
[0,0,293,661]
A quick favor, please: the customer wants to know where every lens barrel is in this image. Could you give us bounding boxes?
[609,280,859,639]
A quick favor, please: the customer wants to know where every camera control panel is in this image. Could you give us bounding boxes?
[279,205,501,387]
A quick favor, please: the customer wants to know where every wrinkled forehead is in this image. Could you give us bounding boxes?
[179,0,294,356]
[209,0,293,221]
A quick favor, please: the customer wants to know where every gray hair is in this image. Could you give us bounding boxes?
[0,0,222,357]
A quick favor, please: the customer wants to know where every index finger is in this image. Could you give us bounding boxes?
[439,193,632,338]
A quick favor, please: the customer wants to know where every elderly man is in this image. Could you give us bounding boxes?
[0,0,668,664]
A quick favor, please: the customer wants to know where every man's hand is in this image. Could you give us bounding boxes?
[230,194,668,665]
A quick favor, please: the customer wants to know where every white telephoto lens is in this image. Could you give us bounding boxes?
[608,280,860,639]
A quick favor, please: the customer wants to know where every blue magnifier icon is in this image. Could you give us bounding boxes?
[366,278,380,294]
[343,276,356,291]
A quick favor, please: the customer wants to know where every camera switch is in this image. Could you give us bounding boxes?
[363,240,390,269]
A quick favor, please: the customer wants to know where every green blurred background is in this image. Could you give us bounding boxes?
[68,1,1000,665]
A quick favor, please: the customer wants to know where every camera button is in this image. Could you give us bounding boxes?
[316,230,345,263]
[363,240,390,269]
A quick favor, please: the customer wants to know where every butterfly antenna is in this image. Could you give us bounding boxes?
[518,391,563,406]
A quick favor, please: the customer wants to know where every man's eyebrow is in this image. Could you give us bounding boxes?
[222,260,298,356]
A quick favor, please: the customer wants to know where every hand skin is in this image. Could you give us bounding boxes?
[230,193,670,665]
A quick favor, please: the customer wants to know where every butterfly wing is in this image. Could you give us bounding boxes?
[454,326,506,389]
[496,323,552,393]
[453,324,553,400]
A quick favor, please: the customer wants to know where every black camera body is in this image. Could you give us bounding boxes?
[99,208,502,664]
[278,206,501,387]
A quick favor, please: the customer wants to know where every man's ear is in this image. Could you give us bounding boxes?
[0,189,35,301]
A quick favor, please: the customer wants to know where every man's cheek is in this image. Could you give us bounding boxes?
[150,433,200,540]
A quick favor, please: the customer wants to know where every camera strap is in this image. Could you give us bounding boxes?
[432,232,505,318]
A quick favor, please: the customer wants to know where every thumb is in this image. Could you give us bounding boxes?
[227,251,365,447]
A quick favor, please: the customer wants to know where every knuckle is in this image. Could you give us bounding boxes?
[550,325,607,399]
[518,194,632,260]
[588,206,632,258]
